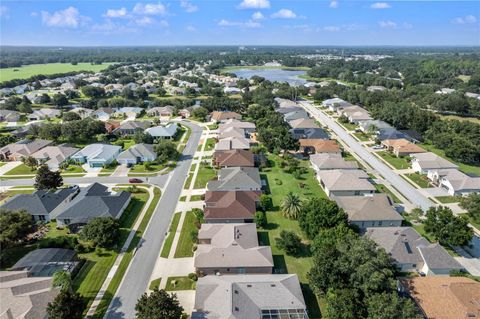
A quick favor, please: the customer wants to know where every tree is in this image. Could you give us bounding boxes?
[52,271,73,292]
[281,192,302,219]
[81,86,105,99]
[0,209,34,248]
[192,106,208,121]
[34,165,63,190]
[424,206,473,246]
[459,192,480,225]
[298,197,348,240]
[80,217,120,248]
[133,131,154,144]
[154,140,180,163]
[366,292,421,319]
[53,93,68,107]
[325,288,365,319]
[22,156,38,170]
[259,194,273,212]
[135,289,184,319]
[275,230,302,256]
[254,211,267,228]
[46,290,84,319]
[39,93,51,104]
[62,112,81,122]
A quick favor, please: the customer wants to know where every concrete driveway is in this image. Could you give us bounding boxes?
[0,161,21,176]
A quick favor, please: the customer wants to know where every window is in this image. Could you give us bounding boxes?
[38,215,46,221]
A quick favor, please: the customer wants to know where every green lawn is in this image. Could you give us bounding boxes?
[420,143,480,176]
[0,63,115,82]
[405,173,431,188]
[165,276,196,291]
[179,196,186,202]
[435,196,460,204]
[149,278,162,290]
[353,132,371,142]
[0,162,6,167]
[193,164,216,189]
[374,184,402,204]
[190,194,203,201]
[190,163,197,172]
[174,211,196,258]
[204,138,216,151]
[377,151,410,170]
[207,123,219,130]
[61,165,85,174]
[99,164,118,175]
[337,120,357,131]
[160,212,181,258]
[184,173,194,189]
[4,163,36,175]
[129,163,164,173]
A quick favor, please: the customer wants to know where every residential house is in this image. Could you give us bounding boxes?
[215,137,251,151]
[335,194,403,229]
[290,127,329,140]
[401,276,480,319]
[147,106,174,118]
[283,110,310,122]
[204,191,260,223]
[218,127,247,140]
[322,97,352,111]
[0,109,20,122]
[376,128,408,141]
[71,143,122,168]
[428,169,480,196]
[367,85,387,92]
[299,139,341,154]
[27,108,61,121]
[274,97,298,109]
[32,145,80,170]
[317,169,375,197]
[435,88,456,94]
[310,153,358,171]
[117,143,157,165]
[1,187,79,222]
[410,152,458,174]
[213,149,255,168]
[0,139,53,161]
[192,274,307,319]
[358,120,392,133]
[219,119,256,136]
[288,118,320,129]
[92,107,116,121]
[340,105,373,124]
[0,270,59,319]
[194,223,273,275]
[365,227,464,275]
[178,108,191,118]
[144,123,179,139]
[211,111,242,123]
[115,107,144,119]
[207,167,262,192]
[381,139,425,157]
[52,183,131,228]
[69,107,93,119]
[223,87,242,94]
[104,121,121,133]
[11,248,79,276]
[113,120,151,136]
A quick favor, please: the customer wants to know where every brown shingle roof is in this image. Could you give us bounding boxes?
[204,191,259,220]
[300,139,340,153]
[211,111,242,121]
[213,149,255,167]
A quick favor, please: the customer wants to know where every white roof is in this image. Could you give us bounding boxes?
[145,123,178,137]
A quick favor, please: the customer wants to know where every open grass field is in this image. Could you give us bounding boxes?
[0,63,115,82]
[420,143,480,176]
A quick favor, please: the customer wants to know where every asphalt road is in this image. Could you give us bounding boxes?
[299,100,434,211]
[104,121,202,319]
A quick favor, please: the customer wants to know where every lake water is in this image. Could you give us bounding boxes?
[232,68,307,86]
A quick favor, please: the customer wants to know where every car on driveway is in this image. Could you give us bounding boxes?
[129,178,143,183]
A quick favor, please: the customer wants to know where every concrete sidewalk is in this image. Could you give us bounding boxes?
[0,161,21,176]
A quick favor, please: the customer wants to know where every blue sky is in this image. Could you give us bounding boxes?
[0,1,479,46]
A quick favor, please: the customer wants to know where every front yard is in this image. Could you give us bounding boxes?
[405,173,431,188]
[377,151,411,170]
[3,163,36,175]
[193,163,216,189]
[128,163,164,176]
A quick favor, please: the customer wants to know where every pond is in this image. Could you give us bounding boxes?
[232,68,307,86]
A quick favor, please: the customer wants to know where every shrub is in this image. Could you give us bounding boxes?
[275,230,303,256]
[188,273,198,281]
[254,211,267,228]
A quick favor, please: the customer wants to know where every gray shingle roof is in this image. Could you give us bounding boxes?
[117,143,156,161]
[207,167,261,191]
[334,194,403,222]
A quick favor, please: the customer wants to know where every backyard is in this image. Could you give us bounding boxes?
[420,143,480,176]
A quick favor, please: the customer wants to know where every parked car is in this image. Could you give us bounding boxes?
[129,178,143,183]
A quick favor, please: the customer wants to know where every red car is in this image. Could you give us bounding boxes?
[128,178,143,183]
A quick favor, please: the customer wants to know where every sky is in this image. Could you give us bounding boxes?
[0,0,479,46]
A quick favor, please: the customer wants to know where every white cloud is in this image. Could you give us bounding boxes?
[378,20,397,28]
[251,11,264,20]
[271,9,297,19]
[134,16,155,26]
[31,12,38,17]
[186,25,196,32]
[218,19,261,28]
[92,19,137,34]
[451,15,477,24]
[181,0,198,13]
[370,2,391,9]
[237,0,270,9]
[323,26,340,32]
[329,1,338,9]
[133,2,167,16]
[41,7,89,28]
[104,7,128,18]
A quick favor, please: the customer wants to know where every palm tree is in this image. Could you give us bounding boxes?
[281,192,302,219]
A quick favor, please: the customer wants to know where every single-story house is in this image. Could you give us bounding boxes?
[310,153,358,171]
[317,169,375,197]
[207,167,262,192]
[428,169,480,196]
[178,108,191,118]
[411,152,458,174]
[211,111,242,123]
[192,274,307,319]
[0,139,53,161]
[113,120,151,135]
[115,107,144,118]
[376,128,407,141]
[365,227,464,275]
[400,276,480,319]
[71,143,122,168]
[31,145,80,170]
[290,127,329,140]
[381,138,425,157]
[283,110,310,122]
[218,127,246,140]
[144,123,179,139]
[215,137,251,151]
[27,108,61,121]
[52,183,131,228]
[288,118,320,129]
[219,119,256,136]
[0,270,59,319]
[435,88,456,95]
[0,109,20,122]
[213,149,254,168]
[299,139,341,154]
[322,98,352,111]
[69,107,93,119]
[334,194,403,229]
[358,120,392,133]
[274,97,299,109]
[194,223,273,275]
[1,187,79,222]
[340,105,373,124]
[204,191,260,223]
[92,107,116,121]
[104,121,121,133]
[117,143,157,165]
[147,106,174,117]
[11,248,79,276]
[275,106,304,115]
